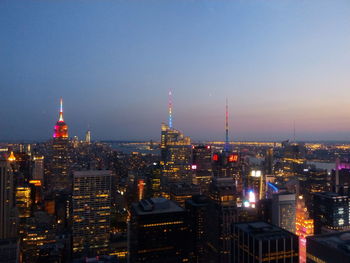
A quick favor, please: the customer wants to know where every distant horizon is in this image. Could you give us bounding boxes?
[3,138,350,144]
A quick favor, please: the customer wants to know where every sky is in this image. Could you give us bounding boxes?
[1,0,350,142]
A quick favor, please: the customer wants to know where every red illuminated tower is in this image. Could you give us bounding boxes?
[45,98,71,194]
[53,98,68,139]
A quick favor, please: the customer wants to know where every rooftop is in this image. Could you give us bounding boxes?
[234,221,297,240]
[73,170,112,178]
[308,231,350,256]
[132,198,184,215]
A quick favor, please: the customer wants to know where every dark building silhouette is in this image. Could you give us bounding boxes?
[207,177,236,263]
[232,221,299,263]
[185,195,210,263]
[307,231,350,263]
[129,198,190,263]
[313,192,350,234]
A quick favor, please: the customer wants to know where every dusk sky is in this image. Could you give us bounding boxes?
[1,0,350,141]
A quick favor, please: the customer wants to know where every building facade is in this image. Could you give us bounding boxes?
[232,221,299,263]
[72,170,112,257]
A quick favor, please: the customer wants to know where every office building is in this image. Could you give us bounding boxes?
[129,198,190,263]
[20,211,57,263]
[313,192,350,234]
[32,156,44,181]
[169,183,200,207]
[160,122,192,184]
[272,192,296,233]
[0,157,17,239]
[72,170,112,257]
[192,145,213,192]
[307,230,350,263]
[248,170,265,201]
[296,195,314,263]
[15,186,31,218]
[0,238,19,263]
[232,221,299,263]
[207,177,236,263]
[160,92,192,185]
[185,195,210,263]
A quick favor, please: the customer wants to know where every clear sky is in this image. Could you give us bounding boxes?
[1,0,350,141]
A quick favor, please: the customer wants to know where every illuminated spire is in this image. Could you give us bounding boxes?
[8,151,16,162]
[168,90,173,128]
[224,98,229,152]
[59,98,64,122]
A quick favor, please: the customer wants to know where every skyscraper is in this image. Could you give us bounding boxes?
[295,195,313,263]
[207,177,237,263]
[192,145,213,193]
[129,198,190,263]
[72,170,112,257]
[232,221,299,263]
[32,156,44,181]
[313,192,350,234]
[307,231,350,263]
[85,129,91,144]
[185,195,210,263]
[271,192,296,233]
[45,98,71,193]
[0,157,17,239]
[160,92,192,185]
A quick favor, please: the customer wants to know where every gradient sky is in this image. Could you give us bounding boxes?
[1,0,350,141]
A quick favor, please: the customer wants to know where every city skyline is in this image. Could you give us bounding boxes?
[1,0,350,141]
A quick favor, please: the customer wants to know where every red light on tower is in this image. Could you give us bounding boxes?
[213,154,219,161]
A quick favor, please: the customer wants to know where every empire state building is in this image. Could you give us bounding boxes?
[45,98,71,194]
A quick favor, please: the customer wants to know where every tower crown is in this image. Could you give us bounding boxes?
[53,98,68,139]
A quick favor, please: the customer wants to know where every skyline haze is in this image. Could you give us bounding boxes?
[1,0,350,141]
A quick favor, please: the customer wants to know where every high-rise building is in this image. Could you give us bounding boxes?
[45,98,71,193]
[72,170,112,257]
[85,130,91,144]
[265,147,274,175]
[313,192,350,234]
[169,183,200,207]
[0,238,19,263]
[192,145,213,193]
[160,123,192,183]
[160,92,192,185]
[295,195,314,263]
[129,198,190,263]
[207,177,236,263]
[306,231,350,263]
[0,157,17,239]
[232,221,299,263]
[32,156,44,181]
[20,211,57,263]
[272,192,296,233]
[15,186,31,218]
[185,195,210,263]
[247,170,265,201]
[211,102,243,193]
